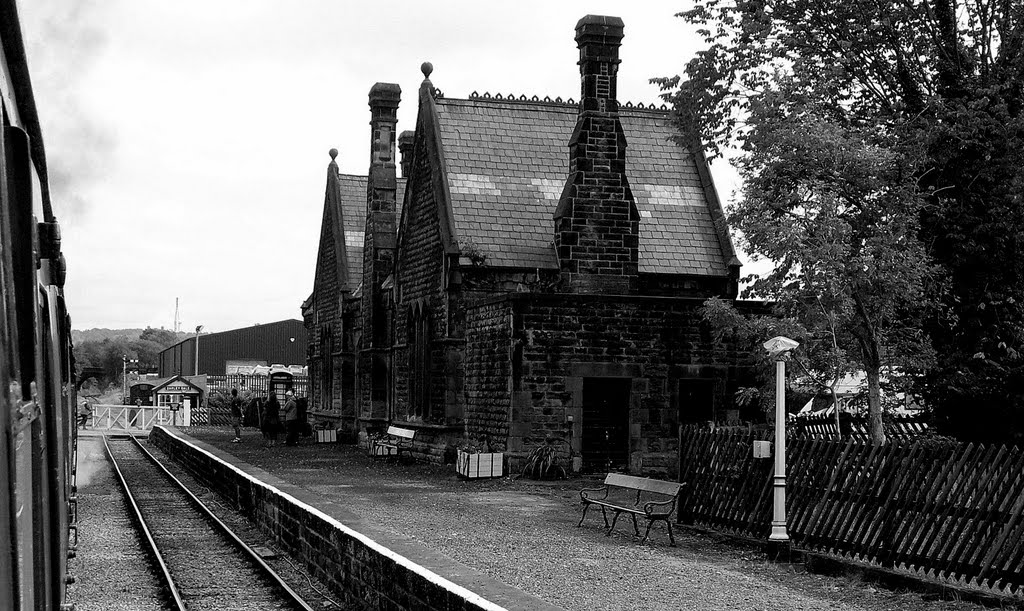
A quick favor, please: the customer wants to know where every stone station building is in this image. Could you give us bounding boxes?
[304,15,754,477]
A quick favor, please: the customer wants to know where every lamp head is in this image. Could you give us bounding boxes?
[763,336,800,358]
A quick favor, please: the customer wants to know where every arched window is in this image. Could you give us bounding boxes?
[320,324,333,410]
[408,302,432,419]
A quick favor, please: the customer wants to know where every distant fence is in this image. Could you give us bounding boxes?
[205,374,309,397]
[790,413,929,441]
[188,374,309,427]
[678,427,1024,596]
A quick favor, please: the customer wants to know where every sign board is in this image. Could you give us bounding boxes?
[162,383,195,393]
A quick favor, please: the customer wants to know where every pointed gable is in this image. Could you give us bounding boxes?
[314,155,406,296]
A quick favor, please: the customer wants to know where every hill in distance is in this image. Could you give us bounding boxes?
[71,328,191,344]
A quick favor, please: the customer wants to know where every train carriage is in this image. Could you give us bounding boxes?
[0,1,77,609]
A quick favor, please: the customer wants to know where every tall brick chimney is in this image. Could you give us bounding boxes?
[398,130,415,178]
[554,15,639,294]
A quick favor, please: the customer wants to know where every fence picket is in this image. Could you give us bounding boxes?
[895,442,977,573]
[975,449,1024,589]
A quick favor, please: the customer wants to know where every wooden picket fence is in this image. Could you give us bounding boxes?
[791,413,929,441]
[678,427,1024,595]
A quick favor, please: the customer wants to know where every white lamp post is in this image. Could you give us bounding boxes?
[194,325,204,376]
[762,336,799,547]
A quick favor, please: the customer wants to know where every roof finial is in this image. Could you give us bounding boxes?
[329,148,338,161]
[421,61,433,79]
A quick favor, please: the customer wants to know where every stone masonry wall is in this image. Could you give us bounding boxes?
[310,205,341,412]
[149,427,555,611]
[394,133,449,426]
[464,299,512,450]
[496,293,751,478]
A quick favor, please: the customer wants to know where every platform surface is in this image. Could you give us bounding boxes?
[160,426,995,611]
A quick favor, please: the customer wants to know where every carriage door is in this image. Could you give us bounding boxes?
[582,378,631,472]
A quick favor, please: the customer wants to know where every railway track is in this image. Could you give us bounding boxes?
[103,435,315,611]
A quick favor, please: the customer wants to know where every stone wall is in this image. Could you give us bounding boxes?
[149,427,556,611]
[465,293,753,478]
[392,130,463,453]
[464,299,513,449]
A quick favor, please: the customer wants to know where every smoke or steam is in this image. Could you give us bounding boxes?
[75,435,107,488]
[21,0,117,223]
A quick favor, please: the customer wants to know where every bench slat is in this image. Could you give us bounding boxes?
[604,473,681,497]
[386,426,416,440]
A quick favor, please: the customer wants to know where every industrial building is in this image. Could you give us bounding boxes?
[158,319,308,377]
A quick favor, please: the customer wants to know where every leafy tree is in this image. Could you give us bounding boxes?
[73,327,183,386]
[656,0,1024,443]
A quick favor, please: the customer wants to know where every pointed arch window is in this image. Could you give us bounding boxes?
[320,324,334,410]
[408,301,432,419]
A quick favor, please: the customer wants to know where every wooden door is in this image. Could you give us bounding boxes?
[582,378,631,472]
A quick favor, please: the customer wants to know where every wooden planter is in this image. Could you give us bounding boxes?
[456,450,503,479]
[315,429,338,443]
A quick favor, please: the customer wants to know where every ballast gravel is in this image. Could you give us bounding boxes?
[66,436,164,611]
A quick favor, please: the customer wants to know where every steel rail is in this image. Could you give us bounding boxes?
[125,433,315,611]
[101,434,187,611]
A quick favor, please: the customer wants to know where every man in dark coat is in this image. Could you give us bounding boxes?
[230,388,243,443]
[262,394,280,447]
[283,390,299,446]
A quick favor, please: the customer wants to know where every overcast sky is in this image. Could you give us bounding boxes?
[20,1,741,333]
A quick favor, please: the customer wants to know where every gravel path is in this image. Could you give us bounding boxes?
[185,427,1014,611]
[66,436,164,611]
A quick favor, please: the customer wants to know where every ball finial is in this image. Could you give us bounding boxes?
[329,148,338,160]
[421,62,433,79]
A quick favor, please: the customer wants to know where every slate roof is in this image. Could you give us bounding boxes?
[333,174,406,293]
[433,97,732,276]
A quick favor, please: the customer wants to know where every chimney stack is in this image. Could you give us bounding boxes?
[553,16,639,294]
[363,83,401,346]
[575,15,622,113]
[398,130,415,178]
[368,82,401,211]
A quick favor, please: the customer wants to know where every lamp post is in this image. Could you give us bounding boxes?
[194,325,203,376]
[763,336,799,552]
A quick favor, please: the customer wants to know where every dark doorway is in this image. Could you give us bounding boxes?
[678,379,716,425]
[582,377,631,472]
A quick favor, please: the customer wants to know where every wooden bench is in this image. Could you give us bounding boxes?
[369,425,416,459]
[578,473,683,545]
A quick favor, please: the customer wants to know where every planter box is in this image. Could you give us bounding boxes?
[315,429,338,443]
[457,450,503,479]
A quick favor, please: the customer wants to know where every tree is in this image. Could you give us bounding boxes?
[73,327,183,386]
[656,0,1024,443]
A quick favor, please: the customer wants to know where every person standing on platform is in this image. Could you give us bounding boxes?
[263,393,281,447]
[283,390,299,446]
[230,388,243,443]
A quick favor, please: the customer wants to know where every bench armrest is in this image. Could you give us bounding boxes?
[580,485,609,502]
[642,497,677,516]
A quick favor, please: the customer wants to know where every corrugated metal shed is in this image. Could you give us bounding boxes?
[158,319,307,377]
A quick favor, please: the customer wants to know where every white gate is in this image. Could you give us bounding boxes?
[88,404,180,431]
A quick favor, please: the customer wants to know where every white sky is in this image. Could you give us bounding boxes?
[20,0,742,333]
